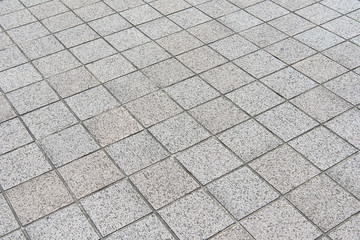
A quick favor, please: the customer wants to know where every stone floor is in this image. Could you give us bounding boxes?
[1,0,360,239]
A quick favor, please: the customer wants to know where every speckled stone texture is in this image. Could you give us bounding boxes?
[1,0,360,238]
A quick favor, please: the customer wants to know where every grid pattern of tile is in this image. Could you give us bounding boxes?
[0,0,359,239]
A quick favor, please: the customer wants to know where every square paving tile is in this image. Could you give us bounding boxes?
[240,23,287,48]
[169,7,211,29]
[88,14,131,36]
[200,62,255,94]
[241,198,321,240]
[126,91,182,127]
[177,46,227,74]
[0,47,27,72]
[323,42,360,69]
[289,126,357,170]
[218,10,263,33]
[197,0,239,18]
[0,118,33,155]
[19,35,64,60]
[55,24,99,48]
[84,107,143,147]
[7,22,49,44]
[29,0,68,20]
[156,31,203,56]
[322,16,360,40]
[6,171,73,225]
[0,195,19,236]
[325,108,360,148]
[260,67,317,99]
[291,86,351,122]
[250,145,320,194]
[65,86,118,120]
[142,58,194,88]
[81,180,151,236]
[189,97,248,134]
[149,112,211,153]
[208,167,279,219]
[39,124,99,167]
[0,96,16,123]
[256,102,318,141]
[41,11,82,33]
[234,50,286,79]
[73,2,114,22]
[0,143,51,190]
[188,21,233,44]
[227,81,285,116]
[286,174,360,231]
[105,130,169,175]
[322,0,360,14]
[159,190,234,240]
[328,214,360,240]
[176,138,243,184]
[269,13,315,36]
[211,224,253,240]
[0,230,27,240]
[26,204,98,240]
[295,27,344,51]
[218,119,282,162]
[47,66,99,98]
[131,158,199,209]
[138,18,181,40]
[70,39,116,64]
[121,4,161,25]
[104,0,143,12]
[295,3,341,25]
[107,214,175,240]
[150,0,190,15]
[165,76,219,109]
[59,150,123,198]
[245,0,289,21]
[105,71,157,104]
[86,54,136,83]
[324,72,360,105]
[292,54,347,84]
[105,27,150,52]
[271,0,316,11]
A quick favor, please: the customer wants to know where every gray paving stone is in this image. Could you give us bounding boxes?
[33,50,81,78]
[324,42,360,69]
[0,0,24,15]
[269,13,315,36]
[0,230,26,240]
[265,38,316,65]
[106,214,175,240]
[260,67,317,99]
[61,0,99,9]
[55,25,99,48]
[240,23,287,48]
[105,71,157,104]
[149,112,211,153]
[40,124,99,167]
[0,118,32,155]
[159,190,234,240]
[291,86,351,122]
[0,195,19,236]
[0,32,13,50]
[73,2,114,22]
[0,143,51,190]
[126,91,182,127]
[21,0,48,7]
[28,0,68,20]
[218,119,282,162]
[105,130,169,175]
[123,42,171,68]
[121,4,161,25]
[286,174,360,231]
[292,54,347,84]
[322,0,360,14]
[227,0,262,8]
[227,81,284,116]
[47,66,99,98]
[86,54,136,83]
[138,18,181,40]
[290,126,357,170]
[81,180,151,236]
[246,0,289,21]
[22,101,77,139]
[328,214,360,240]
[88,14,131,36]
[208,167,279,219]
[84,107,143,146]
[295,3,341,25]
[295,27,344,51]
[210,224,253,240]
[65,86,118,120]
[190,97,248,134]
[41,11,82,33]
[19,35,64,60]
[0,46,27,72]
[200,62,255,94]
[188,20,233,44]
[165,76,220,109]
[7,22,49,44]
[176,138,243,184]
[150,0,190,15]
[250,145,320,193]
[322,16,360,40]
[157,31,203,56]
[26,204,98,240]
[0,9,36,30]
[324,72,360,105]
[218,10,262,33]
[325,108,360,148]
[257,102,318,141]
[169,7,211,29]
[271,0,316,11]
[241,198,321,240]
[105,27,150,52]
[348,9,360,21]
[177,46,227,73]
[59,150,123,198]
[131,158,199,209]
[142,58,194,88]
[197,0,239,18]
[0,96,16,123]
[71,39,116,64]
[234,50,286,79]
[6,171,73,225]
